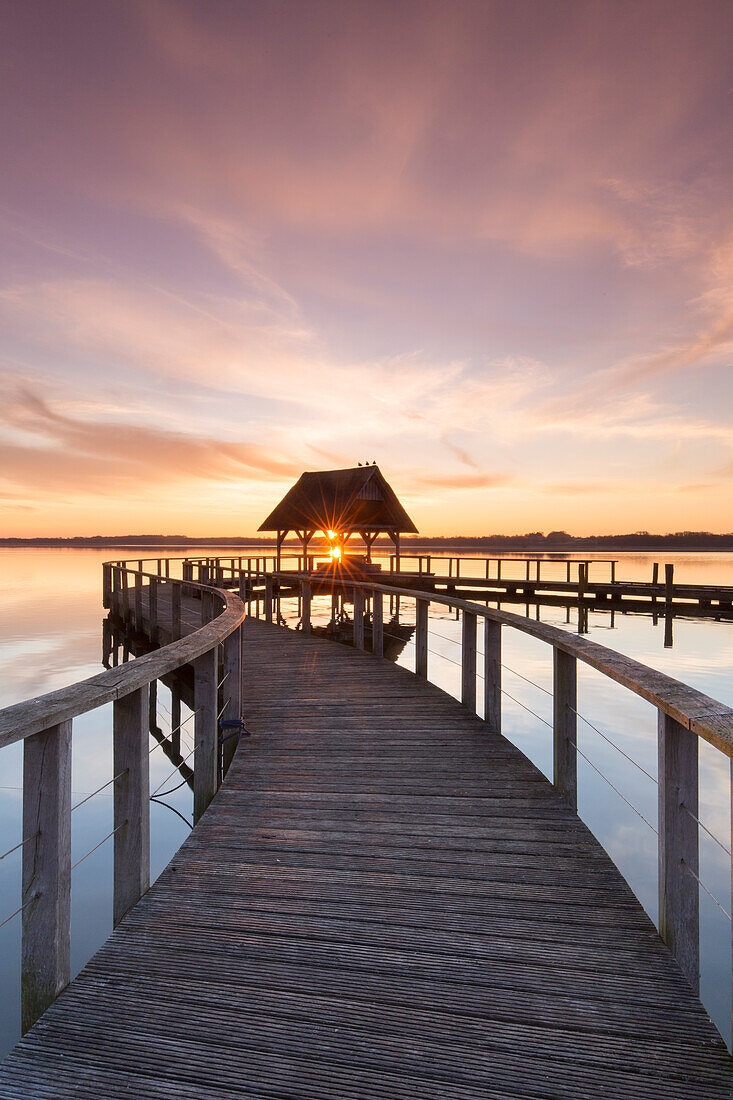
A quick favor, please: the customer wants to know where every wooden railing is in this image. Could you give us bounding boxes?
[179,553,620,583]
[0,564,245,1034]
[388,554,619,583]
[271,570,733,1002]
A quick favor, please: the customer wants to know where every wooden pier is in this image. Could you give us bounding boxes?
[184,553,733,621]
[1,561,732,1095]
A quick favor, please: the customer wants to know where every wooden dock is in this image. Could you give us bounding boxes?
[2,612,731,1097]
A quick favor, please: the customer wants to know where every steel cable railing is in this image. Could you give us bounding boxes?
[0,894,39,930]
[70,823,127,871]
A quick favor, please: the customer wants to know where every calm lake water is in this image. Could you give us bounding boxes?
[1,547,733,1056]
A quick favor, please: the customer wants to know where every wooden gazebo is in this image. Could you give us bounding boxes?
[258,465,418,564]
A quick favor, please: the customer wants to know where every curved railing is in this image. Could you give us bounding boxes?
[4,553,733,1044]
[0,563,245,1034]
[268,569,733,1012]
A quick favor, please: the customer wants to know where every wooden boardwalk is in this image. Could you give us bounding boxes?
[1,618,731,1097]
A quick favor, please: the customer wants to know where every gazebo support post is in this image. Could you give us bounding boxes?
[276,530,288,569]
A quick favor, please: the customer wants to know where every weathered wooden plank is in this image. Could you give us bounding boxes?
[2,615,730,1099]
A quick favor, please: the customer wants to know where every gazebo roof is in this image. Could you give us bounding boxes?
[258,466,418,534]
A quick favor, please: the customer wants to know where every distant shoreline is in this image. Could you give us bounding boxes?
[3,534,733,552]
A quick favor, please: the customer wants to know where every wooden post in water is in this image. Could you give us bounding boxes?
[658,710,699,991]
[21,720,72,1034]
[484,619,501,732]
[221,627,242,778]
[265,578,273,623]
[415,598,429,678]
[353,587,365,650]
[553,649,577,810]
[171,684,182,754]
[301,579,312,634]
[372,590,383,657]
[461,611,477,712]
[665,563,675,610]
[194,648,218,824]
[113,687,150,927]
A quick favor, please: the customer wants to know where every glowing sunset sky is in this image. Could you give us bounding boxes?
[1,0,732,536]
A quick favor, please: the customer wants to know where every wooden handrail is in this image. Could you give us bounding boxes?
[0,563,246,1033]
[283,574,733,758]
[0,572,244,749]
[270,568,733,997]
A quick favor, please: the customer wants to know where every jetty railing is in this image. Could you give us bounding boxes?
[0,564,245,1034]
[269,569,733,1006]
[175,553,620,584]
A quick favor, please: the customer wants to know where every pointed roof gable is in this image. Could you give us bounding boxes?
[258,466,418,534]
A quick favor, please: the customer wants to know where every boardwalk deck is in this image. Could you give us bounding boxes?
[1,618,731,1097]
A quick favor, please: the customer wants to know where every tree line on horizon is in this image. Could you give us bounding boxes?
[3,531,733,549]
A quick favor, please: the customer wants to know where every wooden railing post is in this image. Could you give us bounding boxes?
[121,568,130,620]
[194,647,218,823]
[171,582,181,638]
[461,610,477,711]
[353,587,365,650]
[221,627,242,778]
[553,648,577,809]
[372,590,383,657]
[149,678,157,731]
[658,710,699,991]
[134,570,143,630]
[149,576,158,640]
[301,579,312,634]
[21,720,72,1034]
[102,563,112,609]
[265,578,273,623]
[113,686,150,927]
[484,619,501,732]
[415,598,428,678]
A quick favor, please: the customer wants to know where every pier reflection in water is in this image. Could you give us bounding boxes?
[1,547,733,1056]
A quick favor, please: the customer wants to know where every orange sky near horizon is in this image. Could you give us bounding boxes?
[1,1,732,538]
